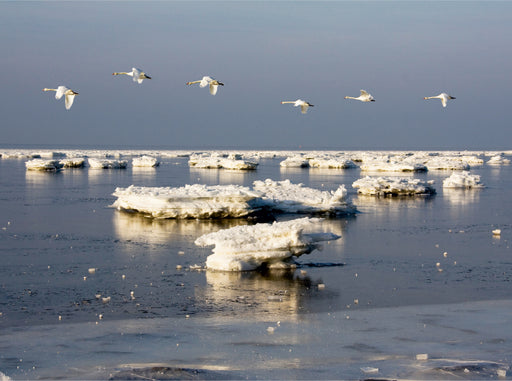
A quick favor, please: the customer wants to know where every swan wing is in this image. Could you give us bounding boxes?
[200,76,212,88]
[209,83,218,95]
[360,90,369,96]
[300,104,309,114]
[55,86,67,100]
[441,98,447,107]
[132,68,141,82]
[65,93,76,110]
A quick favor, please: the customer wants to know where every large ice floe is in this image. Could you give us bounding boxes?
[25,159,63,171]
[112,180,357,219]
[188,153,258,170]
[195,217,340,271]
[442,171,485,188]
[352,176,436,196]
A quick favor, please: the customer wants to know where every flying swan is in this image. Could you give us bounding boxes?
[344,90,375,102]
[43,86,79,110]
[112,68,152,84]
[281,99,314,114]
[186,76,224,95]
[424,93,456,108]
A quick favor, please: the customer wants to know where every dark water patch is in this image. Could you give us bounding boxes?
[109,366,233,380]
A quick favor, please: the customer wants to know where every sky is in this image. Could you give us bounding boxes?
[1,1,511,150]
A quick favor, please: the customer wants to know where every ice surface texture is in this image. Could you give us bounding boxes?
[195,217,340,271]
[442,171,485,188]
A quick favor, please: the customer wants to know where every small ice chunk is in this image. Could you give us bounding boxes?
[196,217,340,271]
[442,171,484,188]
[60,157,85,168]
[280,156,310,168]
[88,158,128,169]
[360,366,379,374]
[492,229,501,236]
[188,154,258,170]
[416,353,429,360]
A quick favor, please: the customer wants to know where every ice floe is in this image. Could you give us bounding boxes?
[88,158,128,169]
[132,155,160,167]
[112,184,262,219]
[352,176,436,196]
[280,156,310,168]
[25,159,63,171]
[195,217,340,271]
[113,180,357,219]
[189,153,258,170]
[487,154,511,165]
[442,171,485,188]
[253,179,356,215]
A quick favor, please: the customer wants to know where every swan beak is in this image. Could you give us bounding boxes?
[371,99,375,102]
[145,76,152,80]
[451,96,456,99]
[309,104,314,107]
[219,82,224,86]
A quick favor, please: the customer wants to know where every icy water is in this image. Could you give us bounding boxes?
[1,151,511,380]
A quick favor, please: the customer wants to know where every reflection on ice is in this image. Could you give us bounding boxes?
[195,218,340,271]
[442,188,481,205]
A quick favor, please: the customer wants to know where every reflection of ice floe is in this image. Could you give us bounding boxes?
[443,171,484,188]
[112,184,262,219]
[189,153,258,170]
[253,179,356,215]
[25,159,63,171]
[113,180,357,219]
[195,217,340,271]
[113,211,247,245]
[132,155,159,167]
[352,176,436,196]
[442,188,481,205]
[88,158,128,169]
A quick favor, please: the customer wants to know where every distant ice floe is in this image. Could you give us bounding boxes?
[189,153,258,170]
[195,217,340,271]
[113,179,357,219]
[487,154,511,165]
[280,156,310,168]
[353,176,436,196]
[443,171,485,189]
[359,155,428,172]
[88,158,128,169]
[60,158,85,168]
[308,157,357,169]
[253,179,356,215]
[132,155,159,167]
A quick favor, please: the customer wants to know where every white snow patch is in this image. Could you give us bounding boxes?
[487,154,511,165]
[132,155,160,167]
[253,179,356,215]
[352,176,436,196]
[195,217,340,271]
[442,171,484,189]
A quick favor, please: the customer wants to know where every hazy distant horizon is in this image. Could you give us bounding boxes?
[2,2,511,150]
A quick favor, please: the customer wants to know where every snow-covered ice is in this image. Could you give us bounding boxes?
[112,184,263,219]
[352,176,436,196]
[60,157,85,168]
[195,217,340,271]
[88,158,128,169]
[443,171,485,188]
[487,154,511,165]
[253,179,357,215]
[132,155,160,167]
[308,157,357,169]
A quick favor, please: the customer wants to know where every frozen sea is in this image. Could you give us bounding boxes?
[1,148,511,380]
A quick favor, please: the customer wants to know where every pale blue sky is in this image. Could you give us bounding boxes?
[1,1,511,150]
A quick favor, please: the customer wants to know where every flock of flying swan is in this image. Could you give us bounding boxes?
[43,67,456,112]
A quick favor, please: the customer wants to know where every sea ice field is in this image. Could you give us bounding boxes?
[1,148,512,380]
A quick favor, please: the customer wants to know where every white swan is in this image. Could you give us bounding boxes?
[281,99,314,114]
[112,68,152,84]
[344,90,375,102]
[43,86,79,110]
[186,76,224,95]
[424,93,455,108]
